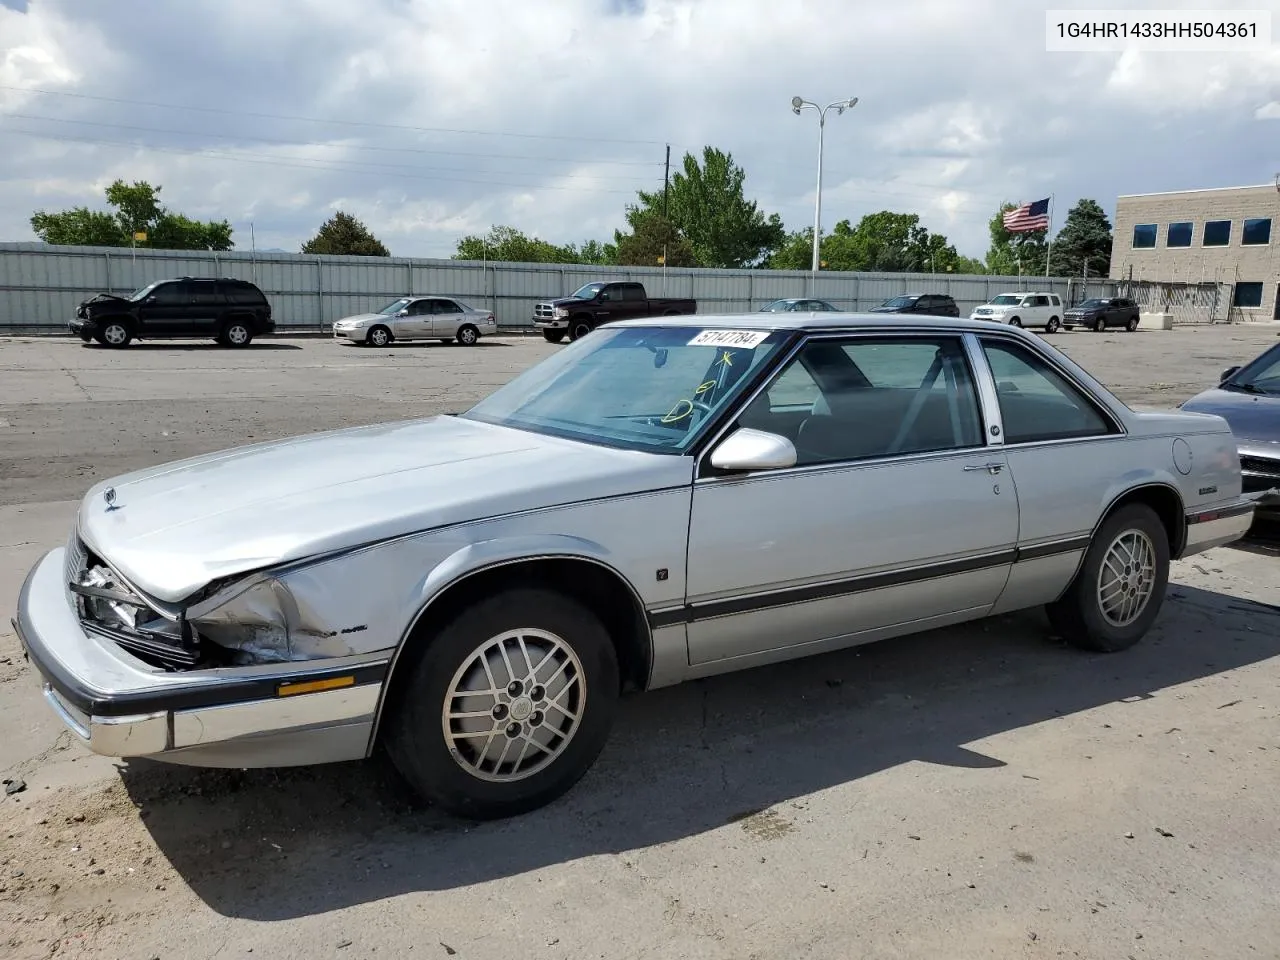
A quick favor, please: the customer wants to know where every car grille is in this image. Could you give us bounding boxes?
[533,303,555,319]
[1241,455,1280,480]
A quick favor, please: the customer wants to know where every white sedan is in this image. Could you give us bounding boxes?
[333,296,497,346]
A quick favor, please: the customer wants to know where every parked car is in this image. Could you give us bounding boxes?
[69,277,273,348]
[1063,297,1141,333]
[970,292,1064,332]
[15,313,1256,821]
[532,281,696,342]
[868,293,960,317]
[759,298,840,312]
[332,296,496,347]
[1178,341,1280,520]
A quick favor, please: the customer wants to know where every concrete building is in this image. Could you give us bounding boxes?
[1110,182,1280,322]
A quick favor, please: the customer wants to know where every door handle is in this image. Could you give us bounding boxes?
[964,462,1004,474]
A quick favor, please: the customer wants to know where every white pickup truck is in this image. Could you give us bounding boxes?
[970,291,1065,333]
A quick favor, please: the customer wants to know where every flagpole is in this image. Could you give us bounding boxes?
[1044,194,1054,280]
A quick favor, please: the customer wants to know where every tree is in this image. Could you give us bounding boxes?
[767,211,982,274]
[453,225,570,263]
[628,146,785,268]
[30,179,234,250]
[613,212,697,267]
[985,202,1047,276]
[1047,198,1113,277]
[573,239,618,266]
[302,211,390,256]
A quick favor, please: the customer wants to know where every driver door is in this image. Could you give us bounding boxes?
[684,333,1019,667]
[430,299,465,338]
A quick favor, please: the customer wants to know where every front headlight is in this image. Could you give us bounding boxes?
[554,307,569,318]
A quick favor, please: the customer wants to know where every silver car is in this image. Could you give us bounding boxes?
[13,314,1257,820]
[332,296,496,346]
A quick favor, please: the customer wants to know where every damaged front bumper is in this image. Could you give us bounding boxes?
[13,548,389,768]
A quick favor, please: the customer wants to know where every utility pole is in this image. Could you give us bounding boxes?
[663,144,670,220]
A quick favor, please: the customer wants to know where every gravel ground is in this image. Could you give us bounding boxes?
[1,325,1279,960]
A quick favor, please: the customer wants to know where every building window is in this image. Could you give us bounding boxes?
[1131,223,1157,248]
[1233,283,1264,308]
[1166,221,1193,247]
[1242,218,1272,245]
[1203,220,1231,246]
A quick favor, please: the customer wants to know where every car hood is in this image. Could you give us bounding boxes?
[545,297,591,308]
[77,416,693,604]
[334,313,383,325]
[1180,388,1280,442]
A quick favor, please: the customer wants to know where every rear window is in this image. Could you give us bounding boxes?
[223,283,266,305]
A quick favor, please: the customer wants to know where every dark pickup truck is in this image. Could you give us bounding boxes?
[532,281,697,342]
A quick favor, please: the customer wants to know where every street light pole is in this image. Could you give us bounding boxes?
[792,95,858,294]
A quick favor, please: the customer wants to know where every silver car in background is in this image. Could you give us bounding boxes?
[13,313,1256,821]
[332,296,497,346]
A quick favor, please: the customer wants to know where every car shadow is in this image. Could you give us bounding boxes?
[116,581,1280,921]
[79,342,303,351]
[335,340,512,349]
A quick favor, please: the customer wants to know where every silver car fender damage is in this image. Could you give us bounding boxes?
[366,540,657,750]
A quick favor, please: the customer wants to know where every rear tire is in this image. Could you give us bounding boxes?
[367,325,392,347]
[1125,316,1139,332]
[542,329,566,344]
[1046,503,1169,653]
[220,319,253,348]
[456,324,479,346]
[384,587,619,820]
[1045,317,1061,334]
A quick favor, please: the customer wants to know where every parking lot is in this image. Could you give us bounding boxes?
[2,325,1279,959]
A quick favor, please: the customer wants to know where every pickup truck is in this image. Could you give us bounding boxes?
[532,281,697,342]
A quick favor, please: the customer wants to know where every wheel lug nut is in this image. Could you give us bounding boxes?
[507,681,523,697]
[530,710,544,726]
[530,685,545,700]
[492,703,508,720]
[505,722,521,738]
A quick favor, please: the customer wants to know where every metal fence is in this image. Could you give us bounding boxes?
[1120,280,1230,325]
[0,241,1122,333]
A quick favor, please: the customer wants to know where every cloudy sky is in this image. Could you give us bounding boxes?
[0,0,1277,260]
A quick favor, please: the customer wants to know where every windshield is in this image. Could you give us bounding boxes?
[377,298,412,315]
[570,283,604,300]
[129,282,160,301]
[461,324,786,453]
[1226,344,1280,395]
[880,296,917,308]
[1078,298,1109,308]
[989,295,1021,306]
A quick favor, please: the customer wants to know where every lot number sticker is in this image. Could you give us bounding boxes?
[687,329,770,348]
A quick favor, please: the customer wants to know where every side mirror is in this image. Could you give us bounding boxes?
[709,428,797,472]
[1220,366,1240,383]
[145,296,158,303]
[397,309,409,317]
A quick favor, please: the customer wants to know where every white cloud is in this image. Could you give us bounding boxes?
[0,0,1277,259]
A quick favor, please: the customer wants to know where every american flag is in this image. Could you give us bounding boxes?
[1003,197,1050,233]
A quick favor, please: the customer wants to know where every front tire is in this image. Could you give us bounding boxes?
[568,317,594,341]
[1094,316,1107,332]
[367,325,392,347]
[1125,316,1139,332]
[100,320,132,348]
[542,329,566,344]
[384,587,619,820]
[1008,316,1022,327]
[456,324,479,346]
[1046,503,1170,652]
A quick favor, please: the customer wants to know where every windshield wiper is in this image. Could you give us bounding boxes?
[1223,381,1267,395]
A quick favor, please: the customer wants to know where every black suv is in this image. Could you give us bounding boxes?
[70,277,274,348]
[867,293,960,317]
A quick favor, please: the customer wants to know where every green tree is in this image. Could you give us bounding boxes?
[30,179,233,250]
[453,224,575,263]
[985,202,1047,276]
[628,147,785,267]
[614,212,697,267]
[571,238,618,266]
[29,208,123,246]
[302,210,390,257]
[1047,198,1112,277]
[768,211,981,274]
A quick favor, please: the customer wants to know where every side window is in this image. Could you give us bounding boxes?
[434,299,461,313]
[1032,295,1050,307]
[151,282,189,305]
[406,300,432,315]
[1050,295,1061,307]
[621,284,645,301]
[597,285,614,301]
[191,282,223,305]
[979,339,1113,444]
[757,337,984,466]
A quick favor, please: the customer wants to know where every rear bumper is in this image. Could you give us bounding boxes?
[13,548,387,768]
[1181,497,1257,557]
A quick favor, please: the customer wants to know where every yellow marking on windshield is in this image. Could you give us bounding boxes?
[694,380,716,396]
[662,399,693,423]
